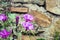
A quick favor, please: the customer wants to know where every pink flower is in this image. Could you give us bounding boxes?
[0,14,8,22]
[0,29,12,39]
[22,22,34,30]
[16,16,19,26]
[23,14,34,22]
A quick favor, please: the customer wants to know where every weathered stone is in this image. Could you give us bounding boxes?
[11,0,44,5]
[21,35,44,40]
[11,3,22,7]
[23,4,39,11]
[46,0,60,15]
[22,35,30,40]
[29,10,52,27]
[10,7,29,12]
[29,36,36,40]
[21,35,39,40]
[12,0,24,2]
[48,25,55,36]
[54,19,60,32]
[46,0,57,11]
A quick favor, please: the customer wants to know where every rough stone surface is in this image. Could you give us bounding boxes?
[46,0,57,11]
[29,10,52,28]
[10,7,29,12]
[11,0,44,5]
[54,19,60,32]
[46,0,60,15]
[11,3,22,7]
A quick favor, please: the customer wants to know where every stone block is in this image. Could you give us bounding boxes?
[46,0,60,15]
[10,7,29,12]
[29,10,52,27]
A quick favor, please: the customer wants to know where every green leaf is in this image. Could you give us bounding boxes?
[8,13,16,20]
[10,37,13,40]
[37,38,45,40]
[54,31,60,40]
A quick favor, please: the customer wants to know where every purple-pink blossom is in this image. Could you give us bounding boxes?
[16,16,19,26]
[23,14,34,22]
[22,22,34,30]
[0,29,12,39]
[0,14,8,22]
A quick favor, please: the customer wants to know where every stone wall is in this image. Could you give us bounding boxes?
[0,0,60,40]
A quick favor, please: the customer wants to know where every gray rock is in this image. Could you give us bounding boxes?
[11,3,22,7]
[12,0,45,5]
